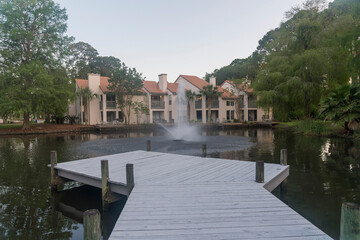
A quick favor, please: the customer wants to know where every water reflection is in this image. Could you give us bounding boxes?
[0,129,359,239]
[211,129,360,239]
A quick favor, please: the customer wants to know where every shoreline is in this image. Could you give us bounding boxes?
[274,122,359,140]
[0,122,276,136]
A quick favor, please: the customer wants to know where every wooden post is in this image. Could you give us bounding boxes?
[280,149,287,165]
[101,160,109,211]
[83,209,101,240]
[147,140,151,151]
[255,161,264,183]
[126,163,134,197]
[340,202,360,240]
[202,144,207,157]
[280,149,288,192]
[50,151,58,191]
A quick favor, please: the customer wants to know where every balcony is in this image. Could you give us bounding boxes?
[207,100,219,108]
[151,101,165,109]
[248,100,257,108]
[106,101,116,109]
[195,101,202,109]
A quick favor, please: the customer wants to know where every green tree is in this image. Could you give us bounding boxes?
[76,87,98,125]
[200,85,221,123]
[319,83,360,132]
[133,101,149,124]
[71,41,99,79]
[89,56,122,77]
[185,90,196,121]
[108,64,144,124]
[0,0,73,130]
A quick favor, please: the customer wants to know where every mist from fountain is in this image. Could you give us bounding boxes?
[160,82,202,142]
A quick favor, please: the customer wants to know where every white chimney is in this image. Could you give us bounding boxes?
[88,73,100,92]
[158,73,168,92]
[210,76,216,86]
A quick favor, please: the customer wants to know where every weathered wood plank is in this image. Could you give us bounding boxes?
[52,151,330,240]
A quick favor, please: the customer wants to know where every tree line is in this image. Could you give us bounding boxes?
[206,0,360,129]
[0,0,145,129]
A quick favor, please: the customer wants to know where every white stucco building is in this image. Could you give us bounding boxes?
[68,73,270,124]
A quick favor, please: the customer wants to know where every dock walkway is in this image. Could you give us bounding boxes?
[54,150,331,239]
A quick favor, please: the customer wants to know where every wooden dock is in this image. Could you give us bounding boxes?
[53,150,331,239]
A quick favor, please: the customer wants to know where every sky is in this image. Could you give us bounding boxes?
[56,0,307,82]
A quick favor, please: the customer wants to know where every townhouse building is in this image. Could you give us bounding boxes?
[69,73,269,124]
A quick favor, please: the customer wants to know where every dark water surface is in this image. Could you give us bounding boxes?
[0,129,359,239]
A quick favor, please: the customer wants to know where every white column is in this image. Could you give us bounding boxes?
[103,94,107,123]
[164,95,169,123]
[149,95,153,123]
[244,95,248,121]
[202,95,206,123]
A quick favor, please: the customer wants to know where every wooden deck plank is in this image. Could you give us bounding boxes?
[52,150,331,240]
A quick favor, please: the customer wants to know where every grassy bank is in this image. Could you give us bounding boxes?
[276,120,358,138]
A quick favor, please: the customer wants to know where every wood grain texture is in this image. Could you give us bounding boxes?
[53,150,331,240]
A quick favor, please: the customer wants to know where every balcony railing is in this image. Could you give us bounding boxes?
[248,100,257,108]
[151,101,165,109]
[207,100,219,108]
[106,101,116,109]
[195,101,202,109]
[196,100,219,108]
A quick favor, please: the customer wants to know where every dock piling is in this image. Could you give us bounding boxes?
[255,161,264,183]
[126,163,134,197]
[202,144,207,157]
[280,149,287,165]
[50,151,58,191]
[101,160,110,210]
[280,149,288,192]
[83,209,101,240]
[147,140,151,151]
[340,202,360,240]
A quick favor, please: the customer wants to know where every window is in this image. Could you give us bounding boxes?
[226,110,234,120]
[106,94,115,101]
[226,101,234,106]
[169,95,172,105]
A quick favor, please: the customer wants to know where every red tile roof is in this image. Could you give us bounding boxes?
[221,80,254,93]
[143,81,167,94]
[177,75,237,99]
[167,83,178,93]
[76,76,145,94]
[221,89,237,99]
[179,75,209,89]
[75,77,111,92]
[100,76,110,92]
[75,79,88,89]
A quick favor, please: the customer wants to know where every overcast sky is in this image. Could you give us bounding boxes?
[56,0,309,82]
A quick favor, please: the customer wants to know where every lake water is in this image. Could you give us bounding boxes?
[0,128,359,239]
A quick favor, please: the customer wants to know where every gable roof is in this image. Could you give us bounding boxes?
[176,74,238,99]
[143,81,167,94]
[179,75,209,90]
[100,76,110,92]
[75,79,88,89]
[76,76,146,94]
[221,80,254,93]
[167,83,178,94]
